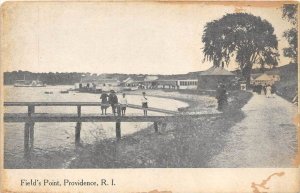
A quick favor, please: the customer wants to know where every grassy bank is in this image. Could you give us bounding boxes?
[69,90,253,168]
[275,63,298,102]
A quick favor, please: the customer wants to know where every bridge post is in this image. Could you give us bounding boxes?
[116,120,121,140]
[117,104,121,116]
[24,122,30,155]
[29,122,35,149]
[28,105,35,117]
[75,122,81,145]
[77,105,81,117]
[154,122,158,133]
[24,121,34,156]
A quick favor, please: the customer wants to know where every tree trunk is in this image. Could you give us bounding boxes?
[241,63,253,87]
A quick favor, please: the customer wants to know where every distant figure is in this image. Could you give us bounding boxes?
[257,84,262,94]
[262,84,267,95]
[141,92,148,116]
[266,85,272,98]
[271,84,276,97]
[252,83,257,93]
[100,92,109,115]
[109,90,118,116]
[216,83,227,111]
[119,93,128,116]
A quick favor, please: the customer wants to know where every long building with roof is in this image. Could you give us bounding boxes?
[198,66,236,90]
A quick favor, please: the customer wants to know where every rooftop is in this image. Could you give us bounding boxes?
[200,66,235,76]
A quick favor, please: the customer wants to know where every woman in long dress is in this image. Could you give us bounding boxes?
[100,92,109,115]
[266,85,272,98]
[141,92,148,116]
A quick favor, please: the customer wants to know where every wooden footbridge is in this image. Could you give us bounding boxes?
[4,102,220,155]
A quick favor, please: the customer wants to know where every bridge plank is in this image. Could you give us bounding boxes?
[4,113,220,122]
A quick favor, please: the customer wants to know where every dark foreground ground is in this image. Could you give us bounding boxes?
[69,90,253,168]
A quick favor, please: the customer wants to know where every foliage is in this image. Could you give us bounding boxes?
[282,4,298,63]
[282,4,298,25]
[202,13,279,84]
[4,71,84,85]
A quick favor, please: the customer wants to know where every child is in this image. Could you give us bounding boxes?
[141,92,148,116]
[119,93,128,116]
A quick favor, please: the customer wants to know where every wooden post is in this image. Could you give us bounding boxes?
[116,120,121,140]
[117,105,121,116]
[77,106,81,117]
[29,122,35,149]
[24,120,35,157]
[75,122,81,145]
[154,122,158,133]
[24,122,30,156]
[28,105,35,117]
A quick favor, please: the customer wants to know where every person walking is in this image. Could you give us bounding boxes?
[141,92,148,116]
[216,83,228,111]
[266,84,272,98]
[262,84,267,95]
[109,90,118,116]
[100,91,109,115]
[252,83,257,93]
[119,93,128,116]
[271,84,276,98]
[257,84,262,95]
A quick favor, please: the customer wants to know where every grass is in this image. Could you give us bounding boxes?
[275,63,298,102]
[69,90,253,168]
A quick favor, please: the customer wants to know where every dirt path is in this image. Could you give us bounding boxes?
[209,93,298,167]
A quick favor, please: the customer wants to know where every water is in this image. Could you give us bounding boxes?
[4,86,188,168]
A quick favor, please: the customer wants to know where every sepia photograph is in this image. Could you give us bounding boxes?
[0,1,299,192]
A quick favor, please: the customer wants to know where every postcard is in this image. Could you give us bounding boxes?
[0,1,299,193]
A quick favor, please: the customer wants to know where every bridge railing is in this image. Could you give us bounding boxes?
[3,101,221,155]
[4,102,179,117]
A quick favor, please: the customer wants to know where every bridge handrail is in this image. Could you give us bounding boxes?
[3,102,179,115]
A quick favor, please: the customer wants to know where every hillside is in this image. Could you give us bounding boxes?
[275,63,298,101]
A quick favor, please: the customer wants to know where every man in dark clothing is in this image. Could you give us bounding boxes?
[257,84,262,94]
[271,84,276,94]
[263,84,267,95]
[216,84,228,111]
[109,90,118,116]
[100,92,109,115]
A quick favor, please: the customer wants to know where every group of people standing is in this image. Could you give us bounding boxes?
[252,83,276,98]
[100,90,149,116]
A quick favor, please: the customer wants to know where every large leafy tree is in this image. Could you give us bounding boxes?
[202,13,279,84]
[282,4,298,63]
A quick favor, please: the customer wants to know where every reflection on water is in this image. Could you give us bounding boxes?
[4,86,188,168]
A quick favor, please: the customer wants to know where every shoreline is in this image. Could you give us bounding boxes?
[68,89,253,168]
[3,89,252,168]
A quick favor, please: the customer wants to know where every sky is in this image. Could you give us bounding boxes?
[1,2,295,74]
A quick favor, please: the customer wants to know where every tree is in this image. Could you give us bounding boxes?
[282,4,298,63]
[202,13,279,85]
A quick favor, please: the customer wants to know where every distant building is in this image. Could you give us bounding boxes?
[177,79,198,90]
[156,76,198,90]
[75,75,120,92]
[251,73,280,85]
[122,76,145,87]
[144,75,159,89]
[198,66,236,90]
[157,79,178,89]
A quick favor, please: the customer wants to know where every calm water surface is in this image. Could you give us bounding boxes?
[4,86,188,167]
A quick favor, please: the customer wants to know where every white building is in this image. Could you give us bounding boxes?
[177,79,198,90]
